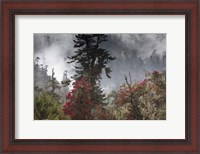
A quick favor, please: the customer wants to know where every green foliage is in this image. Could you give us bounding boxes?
[34,37,166,120]
[67,34,116,105]
[68,34,115,81]
[34,91,70,120]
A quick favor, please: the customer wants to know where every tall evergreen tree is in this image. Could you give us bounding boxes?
[68,34,115,104]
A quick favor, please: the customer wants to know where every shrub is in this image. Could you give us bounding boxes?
[63,77,93,120]
[34,91,69,120]
[115,71,166,120]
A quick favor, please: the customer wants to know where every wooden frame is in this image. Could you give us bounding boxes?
[1,0,199,153]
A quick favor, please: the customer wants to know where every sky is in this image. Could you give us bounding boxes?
[34,33,166,93]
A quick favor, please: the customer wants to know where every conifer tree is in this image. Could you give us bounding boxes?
[68,34,115,105]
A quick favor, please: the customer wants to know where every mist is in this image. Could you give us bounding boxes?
[34,33,166,94]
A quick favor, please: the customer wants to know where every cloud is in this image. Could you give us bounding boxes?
[117,34,166,60]
[34,34,75,82]
[34,33,166,93]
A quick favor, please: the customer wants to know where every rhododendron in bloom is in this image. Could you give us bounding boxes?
[63,77,94,119]
[114,71,166,120]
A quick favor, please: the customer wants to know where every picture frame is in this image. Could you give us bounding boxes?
[1,0,199,153]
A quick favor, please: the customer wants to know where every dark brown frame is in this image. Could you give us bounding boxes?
[1,0,199,153]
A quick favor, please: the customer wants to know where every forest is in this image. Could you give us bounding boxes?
[34,34,166,120]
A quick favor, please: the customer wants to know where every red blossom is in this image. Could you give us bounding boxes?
[140,79,147,85]
[153,71,159,75]
[63,101,74,115]
[62,77,94,119]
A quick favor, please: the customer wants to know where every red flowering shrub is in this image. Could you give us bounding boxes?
[63,77,93,120]
[63,72,166,120]
[114,71,166,120]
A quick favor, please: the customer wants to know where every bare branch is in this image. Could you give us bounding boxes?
[124,75,131,88]
[129,72,132,84]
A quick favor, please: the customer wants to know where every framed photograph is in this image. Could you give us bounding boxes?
[1,0,199,153]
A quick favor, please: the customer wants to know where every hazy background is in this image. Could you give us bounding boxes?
[34,33,166,93]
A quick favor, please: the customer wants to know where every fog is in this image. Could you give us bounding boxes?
[34,33,166,94]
